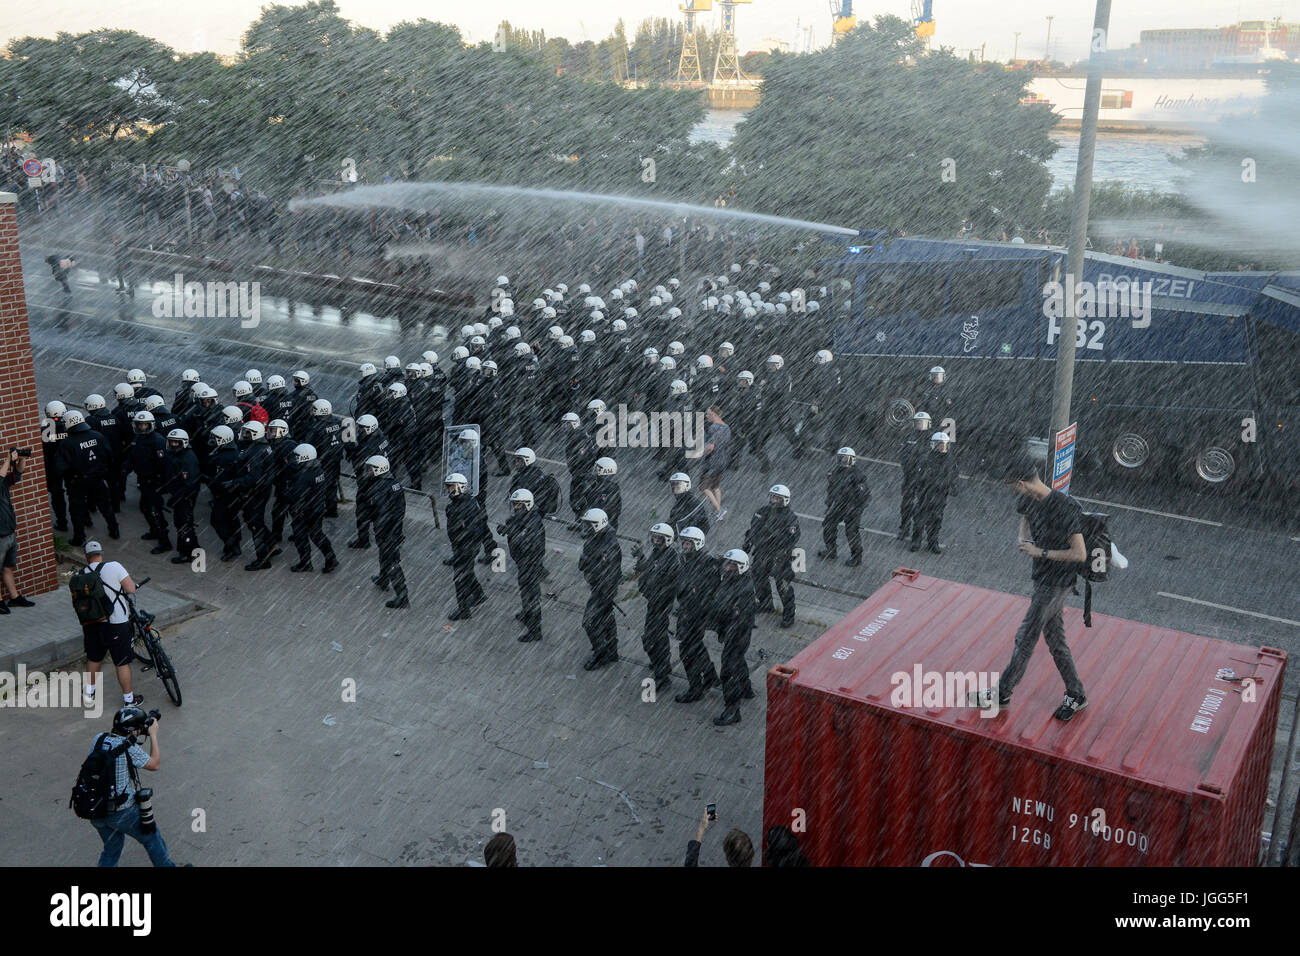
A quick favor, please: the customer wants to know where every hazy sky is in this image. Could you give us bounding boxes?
[12,1,1300,62]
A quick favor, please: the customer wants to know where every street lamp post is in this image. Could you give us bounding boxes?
[177,159,192,246]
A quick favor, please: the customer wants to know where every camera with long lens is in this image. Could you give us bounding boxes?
[143,708,161,729]
[135,788,157,834]
[10,448,32,458]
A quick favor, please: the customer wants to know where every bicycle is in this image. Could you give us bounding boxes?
[126,578,182,706]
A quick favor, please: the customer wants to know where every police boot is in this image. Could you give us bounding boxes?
[385,591,410,609]
[371,574,389,592]
[909,536,922,552]
[817,547,836,559]
[448,606,472,621]
[347,536,370,550]
[845,553,862,567]
[675,684,706,704]
[928,540,944,554]
[897,525,909,542]
[289,560,313,572]
[150,537,171,556]
[713,705,741,726]
[141,530,158,541]
[517,631,542,643]
[245,555,272,570]
[321,554,339,574]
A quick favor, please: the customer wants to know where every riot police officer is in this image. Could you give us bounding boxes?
[794,349,841,459]
[231,420,275,571]
[444,472,486,620]
[287,444,339,573]
[287,371,318,437]
[173,369,201,418]
[262,375,292,423]
[915,431,958,554]
[55,410,119,545]
[352,362,385,421]
[667,472,710,536]
[712,548,758,726]
[364,456,408,608]
[124,411,170,554]
[304,399,345,519]
[899,411,931,542]
[161,429,200,565]
[744,484,800,629]
[588,457,621,530]
[499,488,545,643]
[561,412,596,527]
[820,447,870,567]
[143,396,179,439]
[266,419,297,544]
[346,414,389,549]
[633,523,680,693]
[753,355,793,473]
[206,425,243,560]
[578,508,621,671]
[126,369,162,402]
[672,527,720,703]
[381,382,421,489]
[919,366,953,422]
[84,394,126,511]
[245,369,268,406]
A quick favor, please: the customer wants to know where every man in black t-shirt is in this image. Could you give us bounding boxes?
[973,458,1089,721]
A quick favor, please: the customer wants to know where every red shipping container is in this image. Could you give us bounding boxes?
[764,569,1286,866]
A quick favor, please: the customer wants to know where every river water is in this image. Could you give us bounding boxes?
[690,109,1202,194]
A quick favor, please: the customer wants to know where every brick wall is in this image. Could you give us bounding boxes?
[0,193,58,596]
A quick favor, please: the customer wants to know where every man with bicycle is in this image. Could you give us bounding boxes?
[78,541,142,708]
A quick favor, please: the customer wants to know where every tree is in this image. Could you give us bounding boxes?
[729,17,1058,235]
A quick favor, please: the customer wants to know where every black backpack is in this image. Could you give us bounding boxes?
[68,563,114,625]
[536,473,561,517]
[69,733,134,819]
[1077,511,1112,627]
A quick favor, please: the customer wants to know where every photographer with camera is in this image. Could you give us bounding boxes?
[73,705,180,866]
[0,448,37,614]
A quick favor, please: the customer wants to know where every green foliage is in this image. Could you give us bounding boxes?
[729,17,1058,236]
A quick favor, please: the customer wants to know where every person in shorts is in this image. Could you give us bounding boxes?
[699,406,731,521]
[79,541,142,708]
[0,448,37,614]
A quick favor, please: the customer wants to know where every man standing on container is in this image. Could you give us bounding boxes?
[972,458,1088,721]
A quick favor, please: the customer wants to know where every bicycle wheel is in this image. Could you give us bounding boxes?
[132,623,157,671]
[144,626,182,706]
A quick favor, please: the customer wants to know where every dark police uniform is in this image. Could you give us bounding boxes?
[365,471,407,605]
[56,422,119,542]
[207,442,243,557]
[288,461,338,571]
[744,503,800,627]
[635,541,680,687]
[502,507,546,641]
[162,443,201,563]
[822,462,870,563]
[674,550,721,694]
[668,490,711,538]
[713,570,758,710]
[125,428,169,548]
[579,526,622,667]
[898,432,927,541]
[446,494,487,616]
[231,439,275,566]
[916,446,959,550]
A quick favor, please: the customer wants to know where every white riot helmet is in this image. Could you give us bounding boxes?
[268,419,290,439]
[359,362,378,377]
[556,283,568,294]
[669,472,691,493]
[266,374,286,391]
[387,382,408,398]
[778,291,792,304]
[419,362,434,377]
[513,342,531,357]
[718,342,734,358]
[547,325,564,341]
[195,385,218,401]
[43,401,67,418]
[623,307,637,320]
[505,326,521,341]
[696,355,713,370]
[210,425,235,447]
[807,301,820,313]
[470,335,486,349]
[294,443,318,464]
[465,357,482,372]
[643,347,659,361]
[533,298,547,311]
[766,354,785,370]
[837,446,856,465]
[769,484,791,507]
[722,548,750,575]
[444,472,468,496]
[667,341,684,357]
[611,319,628,334]
[666,307,682,320]
[127,369,147,386]
[365,455,391,476]
[473,322,489,336]
[737,370,755,386]
[512,447,536,466]
[660,291,674,305]
[580,330,596,345]
[586,399,607,417]
[496,275,510,287]
[560,412,581,429]
[293,370,311,387]
[679,526,706,552]
[143,395,165,411]
[510,488,535,511]
[669,379,688,396]
[451,346,470,362]
[815,349,834,365]
[311,399,333,417]
[930,365,946,384]
[62,409,85,428]
[659,356,677,372]
[167,429,190,449]
[181,369,200,384]
[593,456,617,477]
[240,420,266,442]
[758,281,771,293]
[480,361,498,377]
[113,384,134,401]
[84,394,105,412]
[457,429,479,449]
[580,508,608,535]
[649,522,675,547]
[460,325,476,340]
[357,414,379,436]
[133,410,155,432]
[913,411,932,430]
[233,381,253,400]
[488,317,503,331]
[577,283,591,294]
[558,335,574,349]
[668,277,680,289]
[648,296,662,307]
[245,369,263,385]
[422,350,439,365]
[405,363,422,377]
[608,288,624,301]
[221,406,243,425]
[931,431,952,450]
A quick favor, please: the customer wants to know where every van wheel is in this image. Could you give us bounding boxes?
[1101,420,1163,481]
[884,397,914,431]
[1180,434,1248,494]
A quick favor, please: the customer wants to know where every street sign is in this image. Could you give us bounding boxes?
[27,177,41,190]
[1052,422,1078,494]
[22,159,42,177]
